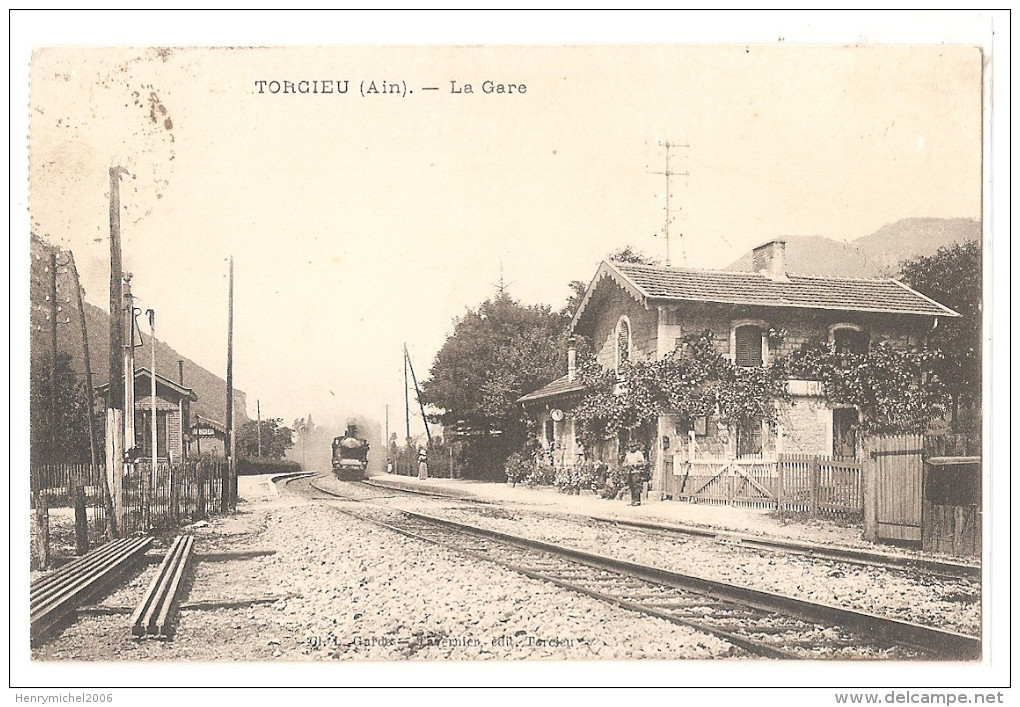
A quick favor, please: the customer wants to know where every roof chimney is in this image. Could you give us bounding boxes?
[567,341,577,382]
[751,239,788,282]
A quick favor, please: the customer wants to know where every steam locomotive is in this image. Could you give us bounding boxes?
[332,423,370,480]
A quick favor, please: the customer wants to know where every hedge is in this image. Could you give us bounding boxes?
[235,457,303,477]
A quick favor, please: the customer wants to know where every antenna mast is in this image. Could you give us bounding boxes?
[491,259,514,296]
[650,140,690,267]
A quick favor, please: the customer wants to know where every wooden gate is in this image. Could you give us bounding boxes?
[673,459,778,509]
[668,455,863,519]
[865,434,924,543]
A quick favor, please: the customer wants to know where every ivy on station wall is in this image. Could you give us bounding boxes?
[571,331,950,451]
[782,342,949,435]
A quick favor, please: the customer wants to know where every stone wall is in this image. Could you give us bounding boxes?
[588,284,658,369]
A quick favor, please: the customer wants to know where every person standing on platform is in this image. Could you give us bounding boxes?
[417,446,429,480]
[624,443,646,506]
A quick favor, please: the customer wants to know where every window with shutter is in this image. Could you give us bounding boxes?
[833,327,868,354]
[616,317,631,370]
[734,325,763,366]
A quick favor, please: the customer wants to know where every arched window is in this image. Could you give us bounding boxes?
[733,324,765,367]
[829,323,868,355]
[616,316,632,370]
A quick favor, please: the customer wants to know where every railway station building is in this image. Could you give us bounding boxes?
[519,239,959,503]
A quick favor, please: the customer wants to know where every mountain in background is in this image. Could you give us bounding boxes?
[725,217,981,278]
[30,234,248,425]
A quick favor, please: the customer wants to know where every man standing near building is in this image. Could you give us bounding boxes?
[624,443,646,506]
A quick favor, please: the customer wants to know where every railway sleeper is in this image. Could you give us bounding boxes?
[129,535,195,639]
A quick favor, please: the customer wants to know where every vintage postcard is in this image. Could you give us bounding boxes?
[10,10,1008,700]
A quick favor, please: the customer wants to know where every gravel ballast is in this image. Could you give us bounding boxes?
[314,477,981,637]
[31,494,735,661]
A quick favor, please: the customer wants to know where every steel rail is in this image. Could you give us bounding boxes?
[131,535,195,637]
[31,539,137,600]
[358,477,979,579]
[32,539,151,610]
[31,537,153,643]
[401,508,981,661]
[289,477,980,660]
[339,506,798,659]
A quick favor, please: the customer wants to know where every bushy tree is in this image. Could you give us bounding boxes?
[236,417,293,460]
[899,240,982,429]
[559,280,589,319]
[607,245,658,265]
[30,353,94,465]
[420,293,570,451]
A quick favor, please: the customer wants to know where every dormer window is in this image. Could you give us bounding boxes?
[830,323,868,355]
[733,323,766,367]
[615,316,632,370]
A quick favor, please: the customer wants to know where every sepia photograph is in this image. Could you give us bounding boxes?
[9,9,1009,700]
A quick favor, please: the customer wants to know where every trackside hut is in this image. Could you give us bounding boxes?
[190,415,228,458]
[96,367,198,461]
[520,240,959,497]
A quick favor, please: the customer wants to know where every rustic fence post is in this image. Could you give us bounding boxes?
[196,463,207,520]
[776,455,786,512]
[862,439,878,541]
[72,465,89,555]
[32,491,49,570]
[810,456,820,516]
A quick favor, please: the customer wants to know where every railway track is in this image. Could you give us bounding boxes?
[283,475,981,660]
[359,477,979,580]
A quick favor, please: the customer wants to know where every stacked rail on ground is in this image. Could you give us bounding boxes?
[130,535,195,638]
[30,537,154,644]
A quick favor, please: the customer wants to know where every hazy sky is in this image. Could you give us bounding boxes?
[25,40,983,437]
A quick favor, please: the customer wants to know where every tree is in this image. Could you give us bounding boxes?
[235,418,293,460]
[899,240,982,430]
[420,293,570,454]
[607,246,658,265]
[30,353,94,465]
[559,280,589,319]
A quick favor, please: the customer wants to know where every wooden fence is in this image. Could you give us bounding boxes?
[119,460,225,535]
[30,460,226,563]
[31,463,110,555]
[664,454,863,520]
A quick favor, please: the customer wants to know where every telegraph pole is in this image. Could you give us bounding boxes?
[223,256,234,512]
[49,252,59,460]
[146,309,157,472]
[404,345,431,444]
[650,140,690,267]
[403,345,411,442]
[68,251,99,473]
[123,274,137,452]
[106,166,129,538]
[256,399,261,458]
